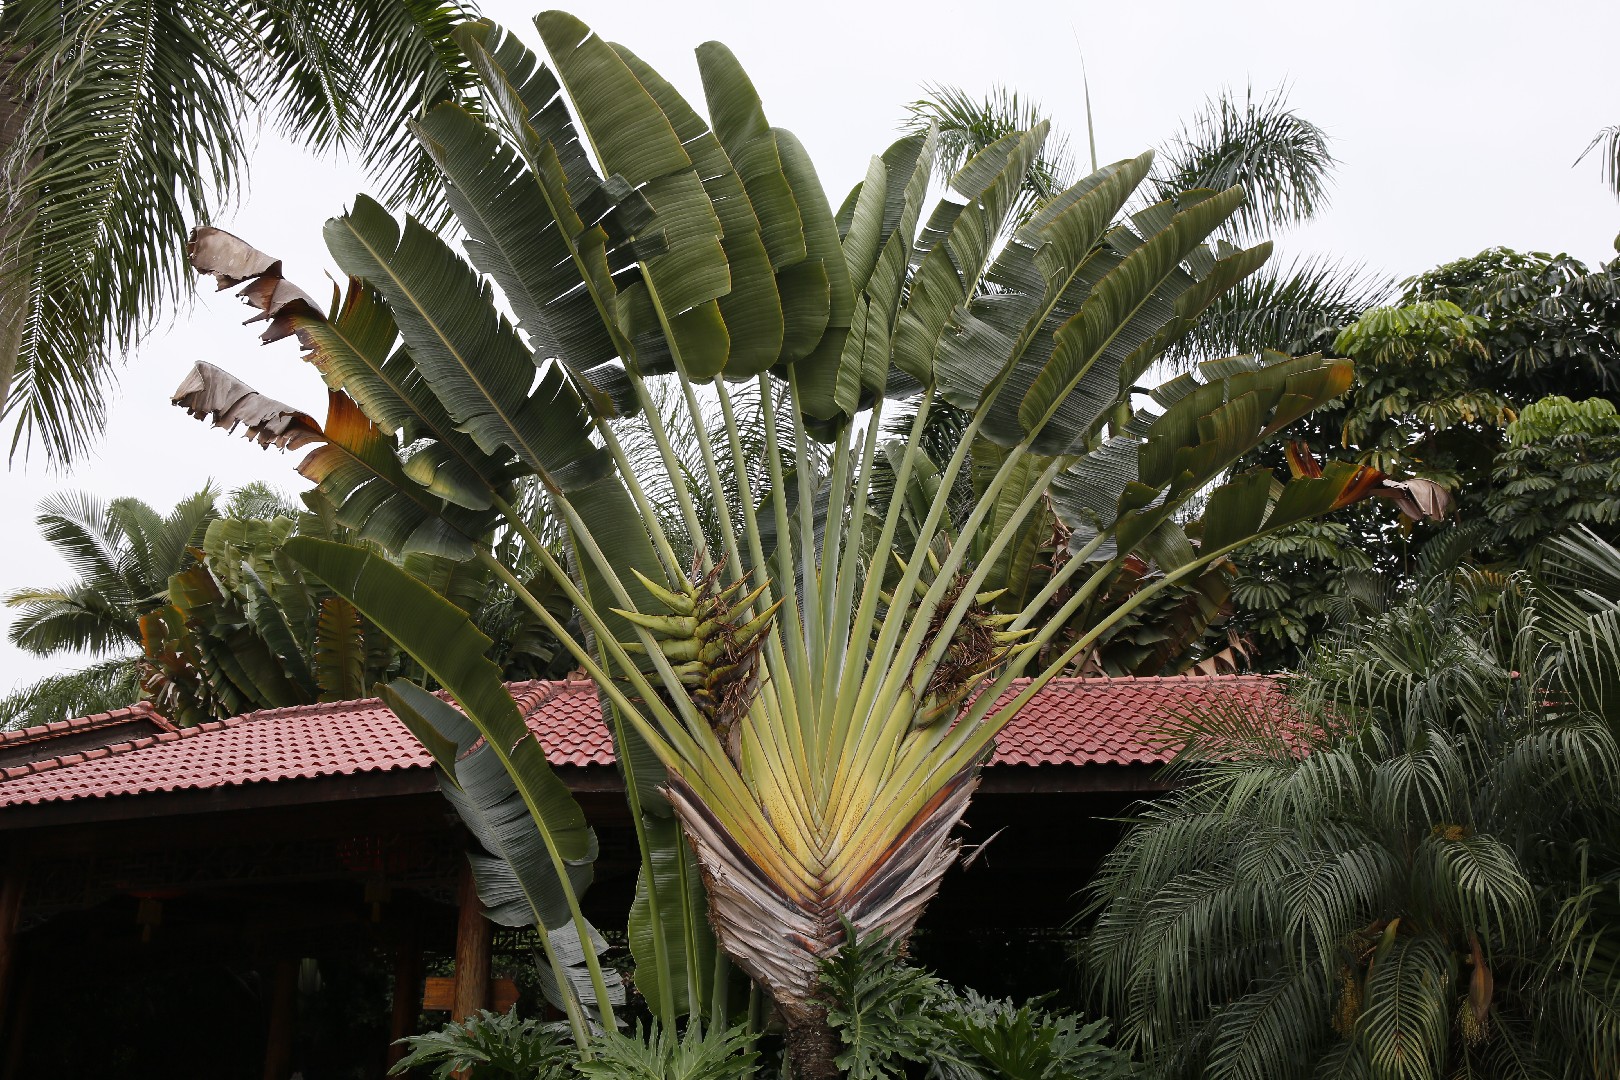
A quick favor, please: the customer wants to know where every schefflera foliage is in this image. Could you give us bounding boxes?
[176,9,1407,1070]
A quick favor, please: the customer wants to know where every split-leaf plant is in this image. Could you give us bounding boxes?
[175,11,1438,1074]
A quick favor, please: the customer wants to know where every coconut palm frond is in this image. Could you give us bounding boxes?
[237,0,479,218]
[902,82,1074,218]
[5,485,220,655]
[1167,256,1390,367]
[1,0,247,462]
[0,655,142,729]
[222,481,300,521]
[0,0,478,464]
[1153,84,1335,241]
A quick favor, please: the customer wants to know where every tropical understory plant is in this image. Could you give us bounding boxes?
[397,933,1129,1080]
[177,10,1443,1074]
[1,476,571,728]
[1,485,217,726]
[1083,528,1620,1079]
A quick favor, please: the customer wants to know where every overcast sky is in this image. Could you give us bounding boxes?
[1,0,1616,694]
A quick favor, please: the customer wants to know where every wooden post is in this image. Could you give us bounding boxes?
[451,863,491,1021]
[263,958,298,1080]
[0,967,30,1080]
[0,861,26,1041]
[386,937,422,1067]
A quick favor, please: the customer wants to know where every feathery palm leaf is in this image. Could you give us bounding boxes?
[0,655,140,729]
[1086,549,1620,1079]
[0,0,478,463]
[1152,85,1335,241]
[1165,256,1390,365]
[5,484,219,656]
[902,83,1074,223]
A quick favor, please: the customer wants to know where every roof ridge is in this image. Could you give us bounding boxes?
[232,693,408,723]
[0,711,253,782]
[0,701,163,745]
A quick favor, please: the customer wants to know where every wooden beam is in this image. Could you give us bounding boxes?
[263,958,298,1080]
[386,938,422,1068]
[451,862,491,1021]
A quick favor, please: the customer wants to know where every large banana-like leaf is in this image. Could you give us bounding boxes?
[188,188,715,1037]
[323,196,614,492]
[165,565,311,716]
[381,679,625,1025]
[283,537,618,1036]
[314,597,367,701]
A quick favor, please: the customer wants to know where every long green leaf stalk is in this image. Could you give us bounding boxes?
[179,14,1417,1069]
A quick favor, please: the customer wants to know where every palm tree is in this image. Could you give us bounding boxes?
[2,485,218,726]
[175,13,1432,1073]
[0,0,480,463]
[1083,530,1620,1078]
[904,82,1389,364]
[0,656,141,730]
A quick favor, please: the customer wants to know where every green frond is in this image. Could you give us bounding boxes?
[6,485,219,657]
[1153,84,1335,241]
[900,82,1074,224]
[1575,123,1620,198]
[1088,558,1620,1078]
[1166,256,1390,367]
[2,0,245,462]
[0,655,141,729]
[0,0,478,464]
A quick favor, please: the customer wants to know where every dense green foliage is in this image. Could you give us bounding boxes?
[390,1008,575,1078]
[1217,240,1620,671]
[1486,395,1620,545]
[1404,247,1620,400]
[1084,530,1620,1078]
[0,0,480,463]
[393,936,1132,1080]
[821,931,1133,1080]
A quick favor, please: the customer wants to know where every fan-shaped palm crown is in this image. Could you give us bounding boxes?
[176,11,1433,1073]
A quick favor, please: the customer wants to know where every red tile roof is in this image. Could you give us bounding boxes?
[0,701,175,771]
[982,676,1281,766]
[0,675,1278,810]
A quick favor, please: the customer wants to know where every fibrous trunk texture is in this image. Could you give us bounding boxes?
[667,766,979,1073]
[784,1004,842,1080]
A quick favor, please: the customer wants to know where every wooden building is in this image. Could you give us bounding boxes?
[0,675,1277,1077]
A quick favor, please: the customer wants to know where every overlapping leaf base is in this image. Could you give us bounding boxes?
[669,767,978,1029]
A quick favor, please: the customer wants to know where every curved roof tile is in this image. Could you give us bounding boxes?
[0,675,1280,809]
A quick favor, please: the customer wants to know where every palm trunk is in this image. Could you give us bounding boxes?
[0,46,38,416]
[784,1006,842,1080]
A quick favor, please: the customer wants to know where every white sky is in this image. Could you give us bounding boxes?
[1,0,1616,693]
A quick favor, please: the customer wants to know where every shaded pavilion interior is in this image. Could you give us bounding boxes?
[0,676,1278,1077]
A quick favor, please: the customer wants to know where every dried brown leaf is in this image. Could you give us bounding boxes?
[171,361,324,450]
[188,226,321,344]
